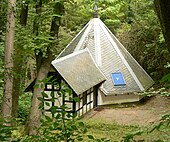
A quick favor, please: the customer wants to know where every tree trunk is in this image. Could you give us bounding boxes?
[20,2,28,26]
[11,1,29,120]
[26,0,42,135]
[27,0,64,135]
[2,0,16,119]
[33,0,42,36]
[154,0,170,52]
[27,52,53,135]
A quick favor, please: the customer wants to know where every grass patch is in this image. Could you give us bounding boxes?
[83,119,170,142]
[83,119,139,141]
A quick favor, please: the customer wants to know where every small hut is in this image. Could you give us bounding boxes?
[26,16,154,116]
[50,17,154,115]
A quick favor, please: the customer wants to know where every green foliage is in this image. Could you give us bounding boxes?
[84,119,139,141]
[0,0,7,32]
[0,24,5,110]
[18,93,32,123]
[150,114,170,133]
[20,114,88,141]
[99,0,127,32]
[1,0,169,141]
[160,62,170,88]
[13,0,74,64]
[138,87,170,97]
[63,0,93,34]
[0,117,17,141]
[122,113,170,142]
[0,44,4,87]
[15,2,55,57]
[117,0,170,81]
[160,73,170,83]
[0,0,5,90]
[20,80,108,141]
[64,0,132,34]
[123,130,143,142]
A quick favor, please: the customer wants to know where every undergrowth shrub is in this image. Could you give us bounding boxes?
[20,80,109,142]
[122,113,170,142]
[116,0,170,82]
[0,117,17,141]
[18,93,32,123]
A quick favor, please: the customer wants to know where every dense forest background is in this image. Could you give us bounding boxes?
[0,0,169,141]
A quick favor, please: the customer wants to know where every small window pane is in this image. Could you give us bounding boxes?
[111,72,126,86]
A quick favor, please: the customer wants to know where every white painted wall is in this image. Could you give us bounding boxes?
[76,91,95,116]
[97,90,141,105]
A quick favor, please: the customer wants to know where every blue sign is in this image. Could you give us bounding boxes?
[111,72,126,86]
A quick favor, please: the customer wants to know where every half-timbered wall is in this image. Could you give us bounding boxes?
[43,83,62,116]
[43,83,97,116]
[76,87,95,116]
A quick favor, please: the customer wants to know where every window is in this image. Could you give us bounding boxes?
[111,72,126,86]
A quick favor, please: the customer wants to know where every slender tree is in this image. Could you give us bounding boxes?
[2,0,16,119]
[11,1,29,119]
[27,0,64,135]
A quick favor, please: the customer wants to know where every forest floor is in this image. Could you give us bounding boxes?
[83,95,170,126]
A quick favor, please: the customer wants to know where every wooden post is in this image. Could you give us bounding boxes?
[93,85,98,108]
[72,92,77,114]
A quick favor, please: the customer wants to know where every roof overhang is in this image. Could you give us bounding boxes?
[52,48,106,95]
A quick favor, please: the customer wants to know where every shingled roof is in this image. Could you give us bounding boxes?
[52,18,154,95]
[52,49,105,95]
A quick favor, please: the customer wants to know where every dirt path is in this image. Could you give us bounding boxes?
[84,96,170,126]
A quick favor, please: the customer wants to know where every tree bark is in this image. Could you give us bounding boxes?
[50,2,64,38]
[11,1,29,120]
[2,0,16,119]
[154,0,170,52]
[27,52,53,135]
[20,2,28,26]
[33,0,42,36]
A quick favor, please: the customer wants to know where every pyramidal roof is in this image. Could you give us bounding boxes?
[53,18,154,95]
